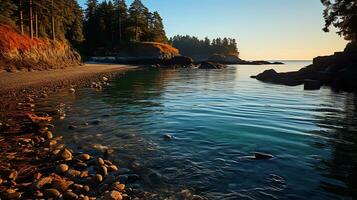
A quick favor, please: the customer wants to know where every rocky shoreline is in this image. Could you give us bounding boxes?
[0,71,151,199]
[251,43,357,92]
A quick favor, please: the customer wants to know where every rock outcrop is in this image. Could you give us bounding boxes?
[0,25,81,72]
[207,53,242,64]
[207,53,283,65]
[114,42,180,64]
[252,43,357,92]
[198,61,227,69]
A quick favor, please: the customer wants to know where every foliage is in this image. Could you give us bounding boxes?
[321,0,357,42]
[83,0,168,55]
[169,35,238,57]
[0,0,84,46]
[0,0,17,26]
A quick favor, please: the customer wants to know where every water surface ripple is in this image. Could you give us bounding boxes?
[38,61,357,200]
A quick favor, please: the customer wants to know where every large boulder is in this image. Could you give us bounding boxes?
[304,79,321,90]
[198,61,227,69]
[253,43,357,92]
[207,53,241,64]
[163,56,194,66]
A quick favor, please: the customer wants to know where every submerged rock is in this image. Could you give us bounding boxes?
[163,134,173,140]
[69,88,76,93]
[253,152,274,160]
[198,61,226,69]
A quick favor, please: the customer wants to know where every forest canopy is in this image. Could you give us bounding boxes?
[83,0,168,55]
[170,35,239,58]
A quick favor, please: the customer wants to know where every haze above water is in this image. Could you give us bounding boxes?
[38,62,357,199]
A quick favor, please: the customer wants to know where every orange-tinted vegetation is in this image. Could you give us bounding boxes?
[0,25,48,52]
[142,42,180,55]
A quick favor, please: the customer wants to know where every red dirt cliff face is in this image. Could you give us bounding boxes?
[0,24,81,72]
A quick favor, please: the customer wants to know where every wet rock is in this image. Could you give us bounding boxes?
[56,164,69,173]
[82,185,91,193]
[76,154,91,161]
[99,166,108,176]
[60,113,66,120]
[9,170,18,180]
[64,191,79,200]
[52,178,72,192]
[80,171,89,178]
[116,168,130,175]
[44,188,61,198]
[46,131,53,139]
[97,158,105,165]
[304,79,321,90]
[100,190,123,200]
[94,174,103,183]
[163,134,173,140]
[69,88,76,93]
[34,176,53,189]
[69,125,77,130]
[108,165,118,172]
[67,169,81,177]
[61,149,73,160]
[5,189,22,199]
[254,152,274,160]
[114,183,125,191]
[102,77,109,82]
[198,61,226,69]
[34,172,42,180]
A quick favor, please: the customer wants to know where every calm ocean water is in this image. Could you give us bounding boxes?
[38,61,357,200]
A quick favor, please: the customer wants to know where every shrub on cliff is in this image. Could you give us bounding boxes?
[0,25,81,72]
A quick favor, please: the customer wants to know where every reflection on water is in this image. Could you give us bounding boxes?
[37,62,357,199]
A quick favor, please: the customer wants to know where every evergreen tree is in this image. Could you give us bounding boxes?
[170,35,239,57]
[128,0,149,41]
[321,0,357,43]
[0,0,17,26]
[113,0,128,43]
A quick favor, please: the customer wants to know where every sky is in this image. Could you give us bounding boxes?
[78,0,348,60]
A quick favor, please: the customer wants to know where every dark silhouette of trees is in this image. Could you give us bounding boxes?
[169,35,238,57]
[321,0,357,43]
[83,0,168,55]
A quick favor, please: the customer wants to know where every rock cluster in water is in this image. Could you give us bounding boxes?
[0,78,157,199]
[252,43,357,92]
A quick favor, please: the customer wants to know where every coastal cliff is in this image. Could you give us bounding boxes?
[0,25,81,72]
[253,43,357,92]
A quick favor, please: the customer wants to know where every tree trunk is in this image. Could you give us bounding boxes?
[51,0,55,40]
[35,6,38,38]
[29,0,33,39]
[19,0,24,34]
[119,16,122,43]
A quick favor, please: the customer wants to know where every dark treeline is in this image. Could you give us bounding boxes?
[83,0,168,55]
[169,35,238,57]
[0,0,84,45]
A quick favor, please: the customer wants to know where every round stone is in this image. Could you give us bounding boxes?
[43,189,61,198]
[56,164,69,173]
[77,154,91,161]
[61,149,73,160]
[93,174,103,183]
[108,165,118,172]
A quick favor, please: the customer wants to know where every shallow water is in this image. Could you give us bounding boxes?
[38,61,357,200]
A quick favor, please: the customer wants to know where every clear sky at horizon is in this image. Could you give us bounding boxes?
[78,0,348,60]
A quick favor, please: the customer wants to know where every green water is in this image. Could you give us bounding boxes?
[39,61,357,199]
